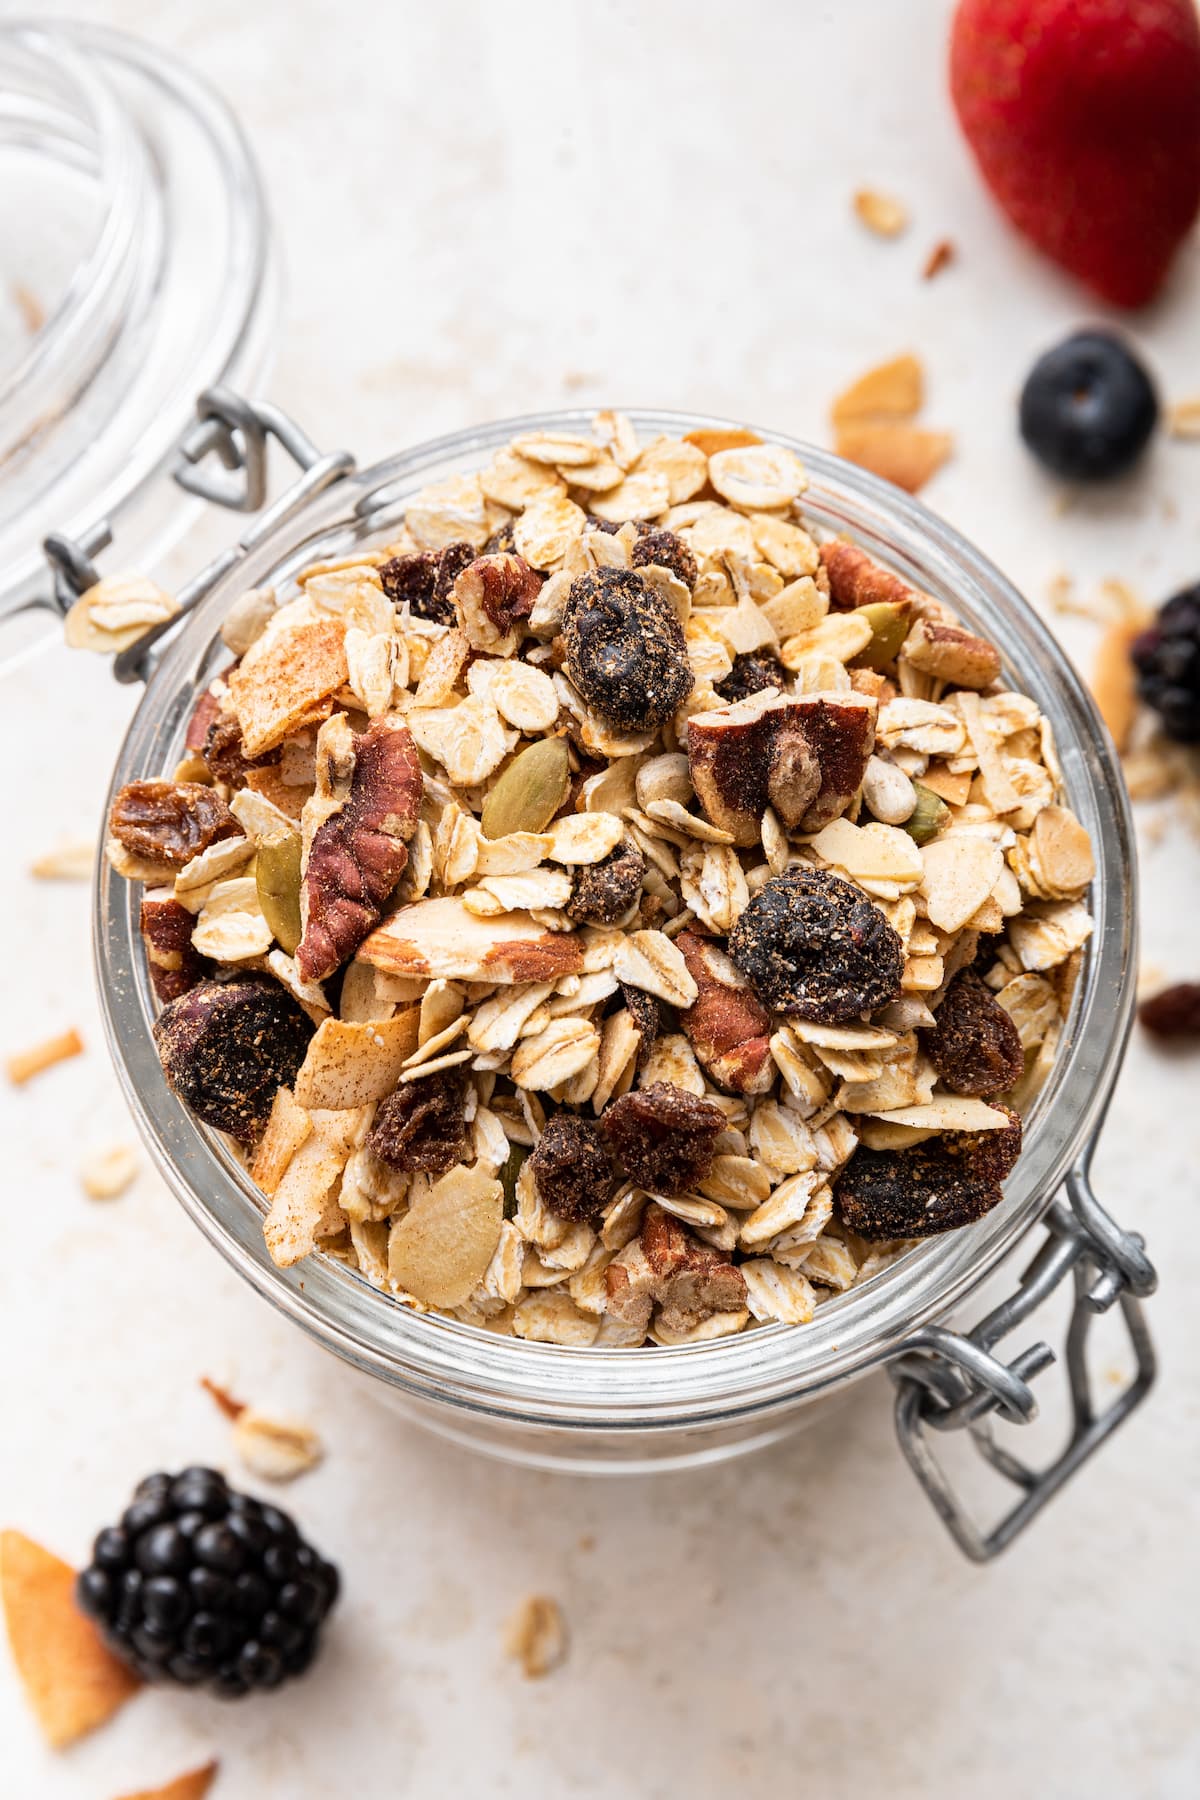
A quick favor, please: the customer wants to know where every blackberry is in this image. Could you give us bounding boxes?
[1131,585,1200,742]
[76,1469,339,1699]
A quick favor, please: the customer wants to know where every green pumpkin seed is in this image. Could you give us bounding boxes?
[481,737,570,839]
[255,830,303,954]
[904,783,951,846]
[852,601,911,670]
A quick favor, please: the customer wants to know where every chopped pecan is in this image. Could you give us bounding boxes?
[687,687,876,843]
[186,687,222,751]
[619,981,661,1068]
[367,1072,469,1173]
[453,552,542,655]
[295,717,424,982]
[902,616,1001,690]
[528,1113,615,1223]
[601,1082,725,1195]
[109,781,241,868]
[820,538,919,612]
[140,890,207,1002]
[676,931,773,1095]
[604,1202,747,1335]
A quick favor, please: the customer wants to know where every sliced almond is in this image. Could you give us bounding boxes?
[919,836,1004,933]
[361,896,584,984]
[861,1096,1011,1130]
[388,1165,503,1307]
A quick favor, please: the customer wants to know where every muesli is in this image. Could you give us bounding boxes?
[95,414,1094,1346]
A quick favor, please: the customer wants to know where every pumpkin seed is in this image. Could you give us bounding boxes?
[481,737,570,839]
[852,601,911,670]
[256,830,303,953]
[904,782,951,845]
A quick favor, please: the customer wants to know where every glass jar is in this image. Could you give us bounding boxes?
[60,405,1156,1560]
[0,19,274,666]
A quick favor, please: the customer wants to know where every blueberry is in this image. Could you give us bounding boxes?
[1019,330,1158,480]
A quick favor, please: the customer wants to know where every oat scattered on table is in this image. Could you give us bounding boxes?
[504,1594,567,1678]
[30,838,95,880]
[6,1027,84,1086]
[852,188,909,237]
[79,1143,140,1200]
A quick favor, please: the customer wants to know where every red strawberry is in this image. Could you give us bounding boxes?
[950,0,1200,308]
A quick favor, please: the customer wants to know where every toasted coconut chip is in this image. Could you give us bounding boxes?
[252,1087,313,1195]
[831,353,923,426]
[834,423,952,494]
[293,1009,421,1109]
[0,1530,141,1747]
[263,1129,354,1267]
[230,619,348,757]
[112,1762,219,1800]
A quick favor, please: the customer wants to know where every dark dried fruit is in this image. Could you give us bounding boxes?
[295,718,424,982]
[140,893,206,1003]
[631,527,698,590]
[1131,585,1200,743]
[562,567,693,730]
[528,1113,614,1224]
[728,867,905,1023]
[833,1109,1022,1240]
[921,970,1024,1096]
[153,975,314,1143]
[619,982,661,1068]
[378,543,478,626]
[367,1072,469,1173]
[601,1082,725,1196]
[1138,981,1200,1038]
[716,652,788,704]
[566,840,645,925]
[109,781,241,868]
[483,520,518,556]
[200,714,275,791]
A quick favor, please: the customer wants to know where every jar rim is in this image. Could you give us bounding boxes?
[93,409,1137,1431]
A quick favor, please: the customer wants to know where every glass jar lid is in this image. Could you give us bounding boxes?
[0,18,275,658]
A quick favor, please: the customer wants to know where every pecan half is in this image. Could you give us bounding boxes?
[687,687,876,843]
[820,538,918,612]
[453,552,542,655]
[109,781,240,868]
[604,1202,746,1336]
[295,716,424,982]
[676,931,773,1095]
[140,890,206,1002]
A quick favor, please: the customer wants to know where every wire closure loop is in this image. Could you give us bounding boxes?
[888,1162,1157,1562]
[42,387,355,684]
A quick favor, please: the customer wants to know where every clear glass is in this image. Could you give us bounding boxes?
[93,410,1137,1472]
[0,20,275,658]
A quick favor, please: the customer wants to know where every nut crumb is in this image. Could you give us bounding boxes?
[504,1594,567,1678]
[200,1375,246,1420]
[921,238,955,280]
[79,1144,139,1200]
[6,1028,84,1086]
[1166,396,1200,440]
[30,839,94,881]
[852,188,909,237]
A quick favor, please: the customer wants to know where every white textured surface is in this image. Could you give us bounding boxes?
[3,3,1200,1796]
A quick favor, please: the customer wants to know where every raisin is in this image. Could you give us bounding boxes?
[601,1082,725,1196]
[619,982,661,1068]
[367,1072,469,1173]
[631,527,698,590]
[566,841,645,925]
[728,868,905,1023]
[153,975,314,1144]
[528,1114,615,1224]
[109,781,241,868]
[378,542,476,626]
[921,970,1024,1095]
[716,652,788,704]
[1138,981,1200,1038]
[483,520,518,555]
[833,1109,1022,1241]
[562,567,694,730]
[140,894,206,1003]
[201,714,274,790]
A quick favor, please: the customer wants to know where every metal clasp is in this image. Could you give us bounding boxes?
[889,1158,1157,1561]
[42,387,356,684]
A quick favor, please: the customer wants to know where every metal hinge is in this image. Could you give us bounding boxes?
[888,1157,1157,1562]
[42,388,356,684]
